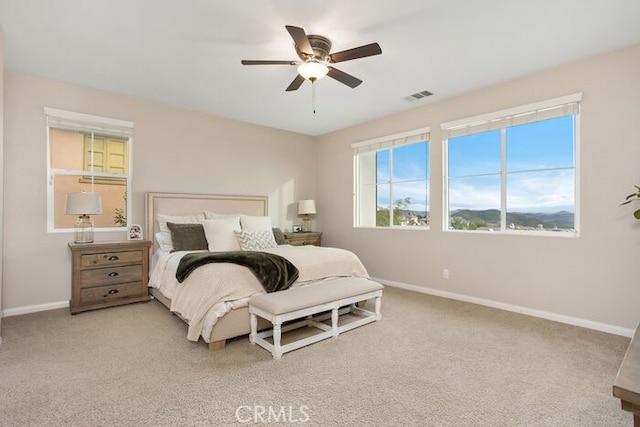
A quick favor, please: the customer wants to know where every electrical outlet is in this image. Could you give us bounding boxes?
[443,269,449,279]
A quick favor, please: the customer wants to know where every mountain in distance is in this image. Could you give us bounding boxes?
[451,209,574,230]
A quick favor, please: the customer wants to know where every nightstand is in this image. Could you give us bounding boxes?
[68,240,151,314]
[284,231,322,246]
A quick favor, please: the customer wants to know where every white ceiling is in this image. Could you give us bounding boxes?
[1,0,640,136]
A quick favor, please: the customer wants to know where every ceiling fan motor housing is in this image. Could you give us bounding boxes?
[297,35,332,62]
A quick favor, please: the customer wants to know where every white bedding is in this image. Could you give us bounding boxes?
[148,245,369,342]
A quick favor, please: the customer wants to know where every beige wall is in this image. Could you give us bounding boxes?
[0,27,4,341]
[2,73,315,312]
[4,43,640,335]
[316,43,640,332]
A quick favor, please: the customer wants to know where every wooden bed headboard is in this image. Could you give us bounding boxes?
[145,192,268,252]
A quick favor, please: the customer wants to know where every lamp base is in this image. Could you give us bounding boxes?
[302,217,312,232]
[74,215,94,243]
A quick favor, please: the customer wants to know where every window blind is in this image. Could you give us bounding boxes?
[44,107,134,138]
[351,127,430,154]
[441,93,581,140]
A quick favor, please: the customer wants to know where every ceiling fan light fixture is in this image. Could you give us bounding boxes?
[297,61,328,81]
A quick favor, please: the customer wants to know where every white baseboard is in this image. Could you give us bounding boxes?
[3,301,69,317]
[375,277,634,338]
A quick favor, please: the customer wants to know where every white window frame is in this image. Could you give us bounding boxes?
[45,107,134,233]
[441,93,581,236]
[352,127,431,229]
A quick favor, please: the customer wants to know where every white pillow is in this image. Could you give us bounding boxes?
[157,213,205,252]
[202,217,241,251]
[154,232,166,252]
[234,230,278,251]
[240,214,272,231]
[204,211,240,220]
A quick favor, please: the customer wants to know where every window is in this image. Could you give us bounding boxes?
[353,128,430,228]
[442,94,580,235]
[46,108,133,232]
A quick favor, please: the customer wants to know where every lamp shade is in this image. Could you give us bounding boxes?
[65,192,102,215]
[298,199,317,215]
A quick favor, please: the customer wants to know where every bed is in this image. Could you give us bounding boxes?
[145,192,370,351]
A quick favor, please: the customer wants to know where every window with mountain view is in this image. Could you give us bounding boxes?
[442,94,580,235]
[352,128,430,228]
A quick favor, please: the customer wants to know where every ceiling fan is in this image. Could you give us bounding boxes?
[241,25,382,92]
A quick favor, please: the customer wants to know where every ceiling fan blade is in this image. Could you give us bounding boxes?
[329,42,382,63]
[285,25,313,56]
[285,74,305,92]
[327,67,362,88]
[241,60,297,66]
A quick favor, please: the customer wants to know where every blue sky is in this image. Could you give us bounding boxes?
[377,142,429,212]
[376,115,576,214]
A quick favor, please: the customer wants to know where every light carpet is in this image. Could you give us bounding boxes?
[0,286,631,426]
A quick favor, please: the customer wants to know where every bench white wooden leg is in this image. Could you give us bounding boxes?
[375,295,382,320]
[331,308,339,337]
[249,313,257,344]
[273,323,283,359]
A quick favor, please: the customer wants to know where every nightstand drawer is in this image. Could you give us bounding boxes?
[80,265,142,286]
[297,237,319,246]
[80,281,144,305]
[81,250,143,267]
[284,232,322,247]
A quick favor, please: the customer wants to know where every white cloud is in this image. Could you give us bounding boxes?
[448,169,574,213]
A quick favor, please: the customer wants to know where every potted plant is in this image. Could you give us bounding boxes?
[621,185,640,219]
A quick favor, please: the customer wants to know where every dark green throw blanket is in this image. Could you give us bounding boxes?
[176,251,299,293]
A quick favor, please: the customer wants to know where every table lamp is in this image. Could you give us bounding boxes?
[66,192,102,243]
[298,199,316,232]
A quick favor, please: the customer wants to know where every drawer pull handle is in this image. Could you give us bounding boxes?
[108,272,119,277]
[106,289,119,296]
[108,255,119,261]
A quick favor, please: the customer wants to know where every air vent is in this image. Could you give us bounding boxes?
[405,90,433,101]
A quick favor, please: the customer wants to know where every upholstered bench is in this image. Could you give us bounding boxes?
[249,277,383,359]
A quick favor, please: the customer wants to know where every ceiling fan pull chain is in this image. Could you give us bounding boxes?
[312,79,317,114]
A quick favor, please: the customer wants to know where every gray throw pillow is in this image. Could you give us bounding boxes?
[167,222,208,252]
[272,227,288,245]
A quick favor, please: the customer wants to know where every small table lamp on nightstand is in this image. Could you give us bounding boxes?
[298,199,316,232]
[66,192,102,243]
